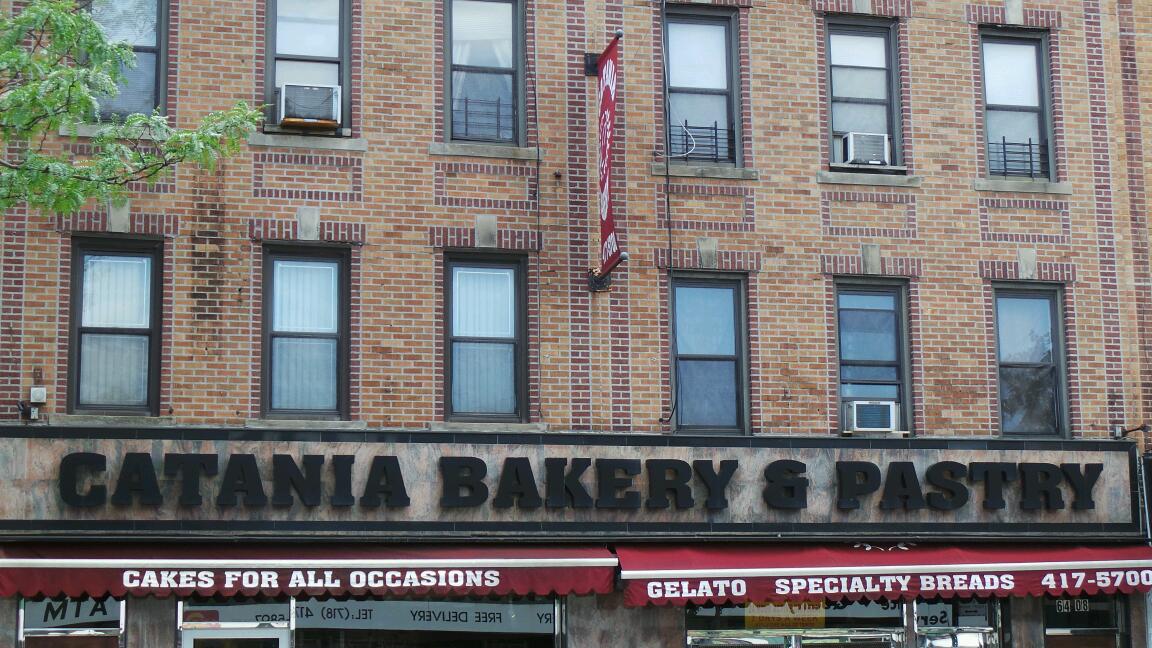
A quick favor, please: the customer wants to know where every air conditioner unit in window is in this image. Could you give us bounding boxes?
[845,400,906,435]
[844,132,890,166]
[278,84,341,129]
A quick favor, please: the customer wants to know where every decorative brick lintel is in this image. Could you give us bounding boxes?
[56,212,181,237]
[812,0,912,16]
[979,198,1071,244]
[965,4,1062,28]
[428,226,541,251]
[820,255,923,277]
[979,260,1077,282]
[249,218,366,244]
[252,153,364,202]
[654,249,761,272]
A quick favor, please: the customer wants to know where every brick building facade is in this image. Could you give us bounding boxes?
[1,0,1152,644]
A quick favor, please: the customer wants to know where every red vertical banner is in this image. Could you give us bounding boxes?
[596,37,624,277]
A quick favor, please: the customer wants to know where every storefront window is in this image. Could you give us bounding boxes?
[915,599,999,648]
[20,597,123,648]
[1043,596,1125,648]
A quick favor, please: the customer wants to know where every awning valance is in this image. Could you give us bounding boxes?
[618,543,1152,606]
[0,544,616,599]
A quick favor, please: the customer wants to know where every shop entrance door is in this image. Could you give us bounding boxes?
[180,628,290,648]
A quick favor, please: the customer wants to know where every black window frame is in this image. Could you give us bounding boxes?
[263,0,353,135]
[261,246,351,420]
[68,237,163,416]
[993,284,1068,437]
[980,29,1054,179]
[670,274,748,434]
[835,280,911,434]
[444,255,528,423]
[663,6,741,166]
[445,0,524,145]
[825,18,903,170]
[87,0,169,119]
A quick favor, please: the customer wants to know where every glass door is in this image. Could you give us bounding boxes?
[180,628,290,648]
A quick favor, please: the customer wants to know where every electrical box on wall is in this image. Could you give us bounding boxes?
[29,386,46,404]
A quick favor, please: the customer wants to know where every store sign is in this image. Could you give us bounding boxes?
[0,431,1138,539]
[595,36,623,277]
[24,597,119,630]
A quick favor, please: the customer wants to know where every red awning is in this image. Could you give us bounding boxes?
[618,543,1152,606]
[0,544,616,599]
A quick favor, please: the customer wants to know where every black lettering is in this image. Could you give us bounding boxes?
[595,459,641,509]
[331,455,355,507]
[216,454,268,508]
[359,456,410,507]
[762,460,808,509]
[880,461,926,510]
[44,599,67,622]
[163,453,218,507]
[645,459,694,509]
[544,458,594,509]
[1020,463,1065,510]
[969,462,1018,510]
[440,456,489,507]
[693,460,738,510]
[925,461,969,510]
[493,457,543,509]
[59,452,106,507]
[1061,463,1103,510]
[91,598,108,616]
[110,452,162,506]
[836,461,882,510]
[271,454,324,507]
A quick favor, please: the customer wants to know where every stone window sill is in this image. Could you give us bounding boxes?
[428,421,550,433]
[649,163,759,181]
[817,170,923,188]
[973,178,1072,195]
[245,419,368,430]
[51,414,175,426]
[59,124,159,140]
[249,132,368,152]
[428,142,539,160]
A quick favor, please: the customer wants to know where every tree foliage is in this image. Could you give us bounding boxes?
[0,0,261,213]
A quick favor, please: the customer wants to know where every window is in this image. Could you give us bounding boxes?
[827,21,900,167]
[664,8,738,163]
[446,258,526,420]
[89,0,166,117]
[836,284,909,433]
[69,239,161,415]
[263,249,349,418]
[981,32,1051,178]
[994,287,1065,435]
[265,0,351,131]
[671,277,746,432]
[448,0,521,143]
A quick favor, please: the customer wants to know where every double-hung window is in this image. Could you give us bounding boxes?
[665,8,738,163]
[448,0,520,143]
[836,284,908,433]
[90,0,166,116]
[981,32,1052,178]
[70,240,161,415]
[995,287,1065,435]
[447,258,526,420]
[827,21,900,167]
[266,0,350,131]
[671,277,746,432]
[263,249,348,418]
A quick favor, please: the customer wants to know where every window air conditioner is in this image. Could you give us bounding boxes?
[847,400,903,435]
[844,132,890,166]
[278,84,341,129]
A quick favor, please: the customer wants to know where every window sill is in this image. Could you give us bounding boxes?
[249,132,368,152]
[52,414,174,426]
[973,178,1072,195]
[428,421,550,433]
[244,419,368,430]
[817,170,923,188]
[428,142,539,160]
[649,163,759,181]
[58,124,160,140]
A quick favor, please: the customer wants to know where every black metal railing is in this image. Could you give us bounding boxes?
[669,122,735,163]
[987,138,1049,178]
[451,97,515,142]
